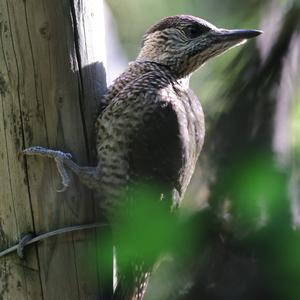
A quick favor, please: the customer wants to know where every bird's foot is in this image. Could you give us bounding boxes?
[22,146,72,192]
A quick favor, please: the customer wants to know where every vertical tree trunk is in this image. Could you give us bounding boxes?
[0,0,110,299]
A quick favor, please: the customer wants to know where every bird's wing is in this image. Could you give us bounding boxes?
[111,97,185,300]
[129,99,184,205]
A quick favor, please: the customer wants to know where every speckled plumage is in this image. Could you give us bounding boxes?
[95,61,204,213]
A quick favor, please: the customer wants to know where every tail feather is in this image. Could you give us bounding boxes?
[113,262,151,300]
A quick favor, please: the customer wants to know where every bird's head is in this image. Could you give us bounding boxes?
[137,15,262,78]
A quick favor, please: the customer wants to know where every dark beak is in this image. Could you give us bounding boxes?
[216,29,263,41]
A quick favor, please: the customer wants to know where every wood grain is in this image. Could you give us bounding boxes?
[0,0,109,299]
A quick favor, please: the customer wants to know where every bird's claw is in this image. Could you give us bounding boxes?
[22,146,72,192]
[54,156,71,192]
[22,146,72,160]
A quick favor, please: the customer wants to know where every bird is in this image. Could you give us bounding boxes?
[23,15,262,300]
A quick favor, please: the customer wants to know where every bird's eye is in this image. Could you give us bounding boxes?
[184,25,210,38]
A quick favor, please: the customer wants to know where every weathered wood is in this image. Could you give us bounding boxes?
[0,0,109,299]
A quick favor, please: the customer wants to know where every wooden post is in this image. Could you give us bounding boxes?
[0,0,111,299]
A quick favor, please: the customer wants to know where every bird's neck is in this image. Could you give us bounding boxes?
[132,60,193,95]
[135,56,192,82]
[102,60,178,106]
[101,60,191,114]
